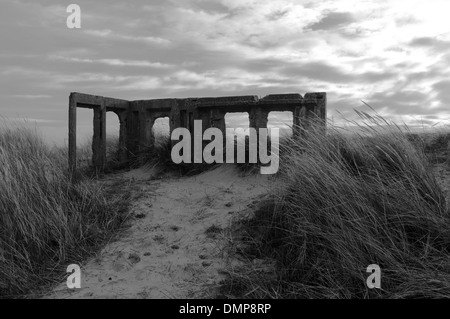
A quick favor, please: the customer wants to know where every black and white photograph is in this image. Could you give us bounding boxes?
[1,0,450,306]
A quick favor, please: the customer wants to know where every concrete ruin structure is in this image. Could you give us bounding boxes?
[68,92,327,172]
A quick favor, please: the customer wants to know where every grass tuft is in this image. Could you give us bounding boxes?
[222,114,450,299]
[0,122,131,298]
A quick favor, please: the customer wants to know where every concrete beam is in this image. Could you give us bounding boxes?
[70,92,103,108]
[104,97,129,111]
[71,92,128,110]
[131,99,177,112]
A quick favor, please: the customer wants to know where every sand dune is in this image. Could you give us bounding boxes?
[46,165,270,299]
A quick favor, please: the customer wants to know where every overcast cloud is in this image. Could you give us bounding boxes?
[1,0,450,144]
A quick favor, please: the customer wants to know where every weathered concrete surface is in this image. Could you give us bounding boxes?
[68,92,326,172]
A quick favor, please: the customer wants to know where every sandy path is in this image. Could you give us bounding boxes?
[46,165,269,299]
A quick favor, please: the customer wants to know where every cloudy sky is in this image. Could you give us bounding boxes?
[1,0,449,145]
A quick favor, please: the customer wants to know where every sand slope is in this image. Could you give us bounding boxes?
[46,165,269,299]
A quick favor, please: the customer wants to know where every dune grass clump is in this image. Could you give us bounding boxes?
[136,135,220,176]
[0,123,131,298]
[223,114,450,299]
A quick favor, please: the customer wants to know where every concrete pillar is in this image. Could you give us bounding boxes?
[304,92,327,131]
[139,110,151,153]
[293,105,307,137]
[68,93,77,176]
[126,110,140,157]
[210,109,226,134]
[92,100,106,171]
[249,107,268,162]
[146,115,156,150]
[116,110,128,163]
[249,107,268,129]
[249,106,268,143]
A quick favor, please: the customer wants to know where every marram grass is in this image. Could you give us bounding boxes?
[222,114,450,299]
[0,122,131,298]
